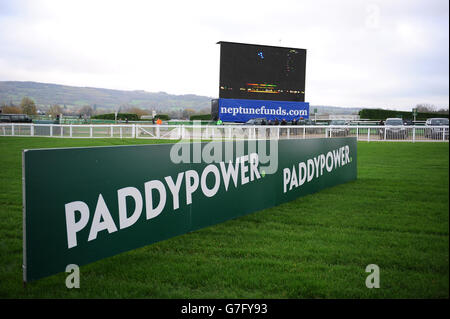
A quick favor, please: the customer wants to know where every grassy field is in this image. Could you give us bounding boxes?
[0,137,448,298]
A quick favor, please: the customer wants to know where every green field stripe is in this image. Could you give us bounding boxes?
[0,137,448,298]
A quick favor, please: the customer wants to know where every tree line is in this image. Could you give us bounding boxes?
[1,97,39,116]
[4,97,447,121]
[0,96,211,120]
[359,105,449,121]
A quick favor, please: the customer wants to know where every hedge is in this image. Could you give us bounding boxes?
[190,114,212,121]
[92,113,139,121]
[155,114,170,120]
[359,108,449,121]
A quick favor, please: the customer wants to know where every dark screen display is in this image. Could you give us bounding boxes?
[219,42,306,101]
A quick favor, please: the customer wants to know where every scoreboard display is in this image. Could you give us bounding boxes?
[218,41,307,102]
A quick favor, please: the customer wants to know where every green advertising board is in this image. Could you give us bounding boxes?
[23,138,357,282]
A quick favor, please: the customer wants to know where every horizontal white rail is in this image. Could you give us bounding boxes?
[0,123,448,142]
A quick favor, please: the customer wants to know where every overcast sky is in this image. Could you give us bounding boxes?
[0,0,448,110]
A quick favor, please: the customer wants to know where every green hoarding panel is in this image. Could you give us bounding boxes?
[23,138,357,282]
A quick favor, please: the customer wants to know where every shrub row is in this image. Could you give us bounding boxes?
[92,113,171,121]
[190,114,212,121]
[91,113,139,121]
[359,108,448,121]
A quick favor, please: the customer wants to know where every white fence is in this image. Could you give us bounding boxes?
[0,123,448,142]
[0,123,135,139]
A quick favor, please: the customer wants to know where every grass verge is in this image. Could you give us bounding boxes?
[0,137,448,298]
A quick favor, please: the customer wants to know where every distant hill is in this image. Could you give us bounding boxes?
[0,81,213,112]
[0,81,362,114]
[310,105,361,115]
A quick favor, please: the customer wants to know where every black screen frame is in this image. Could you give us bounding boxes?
[218,41,307,102]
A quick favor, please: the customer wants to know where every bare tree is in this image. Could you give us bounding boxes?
[78,105,94,117]
[48,104,63,118]
[182,108,196,120]
[415,104,436,113]
[1,103,22,114]
[20,97,37,115]
[124,107,150,118]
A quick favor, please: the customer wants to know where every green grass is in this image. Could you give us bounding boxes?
[0,137,448,298]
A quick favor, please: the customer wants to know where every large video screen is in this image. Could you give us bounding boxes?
[218,41,306,102]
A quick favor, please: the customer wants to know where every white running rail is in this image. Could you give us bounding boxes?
[0,123,448,142]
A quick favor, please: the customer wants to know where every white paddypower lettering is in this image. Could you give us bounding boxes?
[118,187,143,229]
[283,145,351,194]
[185,170,199,205]
[201,164,221,197]
[88,194,117,242]
[220,159,240,191]
[64,153,262,249]
[65,201,90,249]
[164,173,184,210]
[145,180,166,220]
